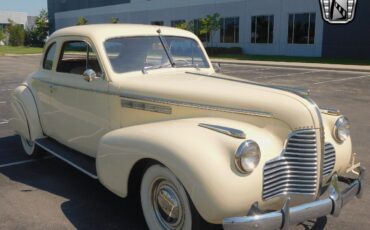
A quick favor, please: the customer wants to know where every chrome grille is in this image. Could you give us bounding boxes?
[323,143,336,176]
[263,129,318,200]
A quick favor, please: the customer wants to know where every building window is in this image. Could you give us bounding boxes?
[151,21,164,26]
[193,19,209,43]
[288,13,316,44]
[220,17,239,43]
[251,15,274,44]
[171,20,185,27]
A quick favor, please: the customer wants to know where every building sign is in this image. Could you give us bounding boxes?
[319,0,358,24]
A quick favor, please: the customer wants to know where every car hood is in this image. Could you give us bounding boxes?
[113,70,321,130]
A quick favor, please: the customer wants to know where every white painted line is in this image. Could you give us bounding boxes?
[256,70,322,79]
[0,159,39,168]
[1,89,13,91]
[0,101,6,104]
[0,119,8,125]
[0,156,54,169]
[313,75,370,85]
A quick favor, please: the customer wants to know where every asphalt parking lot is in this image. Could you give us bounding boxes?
[0,55,369,229]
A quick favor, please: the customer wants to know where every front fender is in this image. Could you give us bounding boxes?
[96,117,287,223]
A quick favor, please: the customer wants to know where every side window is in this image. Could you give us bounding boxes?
[56,41,102,75]
[43,43,57,70]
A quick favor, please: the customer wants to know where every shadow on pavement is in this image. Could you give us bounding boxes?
[0,135,147,230]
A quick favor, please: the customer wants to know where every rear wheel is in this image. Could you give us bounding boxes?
[20,136,42,158]
[140,164,221,230]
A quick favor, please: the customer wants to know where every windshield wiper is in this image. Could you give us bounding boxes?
[142,63,172,74]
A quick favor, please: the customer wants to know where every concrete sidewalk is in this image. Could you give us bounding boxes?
[211,58,370,72]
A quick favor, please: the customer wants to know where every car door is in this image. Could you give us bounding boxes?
[49,37,110,157]
[31,41,58,136]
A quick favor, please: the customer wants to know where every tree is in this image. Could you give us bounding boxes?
[0,28,5,43]
[26,9,49,47]
[200,13,221,50]
[175,21,195,32]
[76,16,88,25]
[111,17,119,24]
[7,19,26,46]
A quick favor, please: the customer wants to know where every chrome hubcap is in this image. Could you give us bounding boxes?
[151,179,184,229]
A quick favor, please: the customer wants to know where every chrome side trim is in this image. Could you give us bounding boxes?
[121,99,172,114]
[120,94,274,118]
[320,107,341,116]
[199,123,246,139]
[34,140,98,179]
[37,76,273,118]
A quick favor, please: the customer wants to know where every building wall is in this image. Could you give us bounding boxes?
[51,0,324,57]
[0,11,28,27]
[322,0,370,59]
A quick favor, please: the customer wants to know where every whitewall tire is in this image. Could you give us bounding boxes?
[20,136,41,157]
[140,164,193,230]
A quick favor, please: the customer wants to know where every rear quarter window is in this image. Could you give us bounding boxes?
[43,43,57,70]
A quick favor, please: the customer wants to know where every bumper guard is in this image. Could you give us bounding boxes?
[223,166,365,230]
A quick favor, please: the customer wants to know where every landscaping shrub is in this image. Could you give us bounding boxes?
[8,23,26,46]
[205,47,243,55]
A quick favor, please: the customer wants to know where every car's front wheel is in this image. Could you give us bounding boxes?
[140,164,192,230]
[140,164,221,230]
[20,136,41,157]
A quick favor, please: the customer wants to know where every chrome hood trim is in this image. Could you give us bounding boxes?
[199,123,246,139]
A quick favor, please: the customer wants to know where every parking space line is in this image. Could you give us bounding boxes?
[256,70,322,79]
[0,101,6,104]
[313,75,370,85]
[0,119,9,125]
[0,156,54,169]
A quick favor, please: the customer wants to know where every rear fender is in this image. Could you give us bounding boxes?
[9,85,44,140]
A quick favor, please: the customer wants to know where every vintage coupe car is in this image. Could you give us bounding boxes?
[10,24,364,230]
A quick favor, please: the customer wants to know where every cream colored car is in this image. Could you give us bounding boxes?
[10,24,364,230]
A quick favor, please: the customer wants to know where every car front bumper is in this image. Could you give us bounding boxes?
[223,166,365,230]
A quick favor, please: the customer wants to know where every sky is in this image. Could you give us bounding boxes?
[0,0,47,16]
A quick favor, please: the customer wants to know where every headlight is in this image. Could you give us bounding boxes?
[235,140,261,174]
[333,116,350,143]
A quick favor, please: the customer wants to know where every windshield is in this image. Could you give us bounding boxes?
[104,36,210,74]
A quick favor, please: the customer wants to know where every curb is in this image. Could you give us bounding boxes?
[3,53,42,57]
[211,59,370,73]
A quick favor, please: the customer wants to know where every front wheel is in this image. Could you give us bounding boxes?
[140,164,221,230]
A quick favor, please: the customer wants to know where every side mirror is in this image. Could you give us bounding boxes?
[83,69,98,82]
[212,63,221,73]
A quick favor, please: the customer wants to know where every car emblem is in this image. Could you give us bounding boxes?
[319,0,358,24]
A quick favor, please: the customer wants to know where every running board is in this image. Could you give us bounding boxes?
[35,138,98,179]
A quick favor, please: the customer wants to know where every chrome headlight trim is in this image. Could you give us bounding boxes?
[235,140,261,174]
[333,116,350,143]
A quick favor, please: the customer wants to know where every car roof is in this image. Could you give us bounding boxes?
[50,24,199,41]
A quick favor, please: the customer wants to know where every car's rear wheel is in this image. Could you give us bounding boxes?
[20,136,41,157]
[140,164,221,230]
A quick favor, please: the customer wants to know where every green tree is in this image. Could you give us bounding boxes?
[76,16,88,25]
[26,9,49,47]
[7,19,26,46]
[175,21,195,32]
[0,28,5,42]
[111,17,119,24]
[200,13,221,49]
